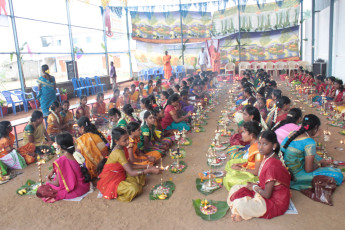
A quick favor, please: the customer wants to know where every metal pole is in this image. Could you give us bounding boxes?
[179,0,184,65]
[300,0,303,60]
[125,6,133,79]
[311,0,315,64]
[101,7,110,77]
[328,0,334,76]
[65,0,76,78]
[8,0,25,91]
[238,4,241,62]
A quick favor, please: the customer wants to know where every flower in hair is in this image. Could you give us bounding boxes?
[305,117,309,121]
[304,125,310,130]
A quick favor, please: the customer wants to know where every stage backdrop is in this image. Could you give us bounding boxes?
[131,11,212,44]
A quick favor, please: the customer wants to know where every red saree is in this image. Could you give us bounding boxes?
[97,163,126,199]
[230,158,291,219]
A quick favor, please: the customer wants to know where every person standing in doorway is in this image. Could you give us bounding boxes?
[198,48,208,72]
[163,51,172,80]
[110,61,117,90]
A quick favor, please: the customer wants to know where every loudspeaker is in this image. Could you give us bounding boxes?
[313,62,326,76]
[66,61,78,80]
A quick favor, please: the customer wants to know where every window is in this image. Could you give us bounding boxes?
[16,18,71,53]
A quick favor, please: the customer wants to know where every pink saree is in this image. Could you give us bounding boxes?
[36,156,90,202]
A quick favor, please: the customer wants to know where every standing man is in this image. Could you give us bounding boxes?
[198,48,208,72]
[163,51,172,80]
[109,61,117,89]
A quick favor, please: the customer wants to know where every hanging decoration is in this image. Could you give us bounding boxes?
[108,6,123,18]
[257,0,267,9]
[100,0,111,9]
[275,0,284,8]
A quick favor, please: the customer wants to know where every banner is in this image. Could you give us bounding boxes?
[131,11,212,44]
[134,41,204,71]
[212,0,300,37]
[219,25,299,63]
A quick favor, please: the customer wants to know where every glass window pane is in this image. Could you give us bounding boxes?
[72,26,104,53]
[69,1,103,30]
[16,18,71,53]
[0,54,20,91]
[21,53,72,88]
[75,54,107,77]
[0,15,15,52]
[13,0,67,24]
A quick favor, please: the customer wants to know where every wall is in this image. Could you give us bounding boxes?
[303,0,345,80]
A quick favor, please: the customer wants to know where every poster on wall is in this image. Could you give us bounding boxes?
[212,0,300,37]
[0,0,9,27]
[219,25,300,64]
[131,11,212,44]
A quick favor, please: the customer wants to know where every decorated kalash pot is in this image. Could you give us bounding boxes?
[179,127,191,146]
[150,159,173,200]
[192,113,201,133]
[200,199,218,215]
[169,148,187,174]
[213,127,227,151]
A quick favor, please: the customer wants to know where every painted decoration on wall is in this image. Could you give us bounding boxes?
[131,11,212,44]
[212,0,300,37]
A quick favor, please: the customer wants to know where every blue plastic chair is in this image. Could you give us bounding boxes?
[147,68,155,80]
[156,67,164,79]
[142,69,148,81]
[94,76,105,93]
[14,90,37,111]
[85,77,96,95]
[1,91,26,115]
[32,86,39,98]
[138,70,144,81]
[71,78,86,97]
[56,88,61,103]
[176,65,186,79]
[79,78,92,96]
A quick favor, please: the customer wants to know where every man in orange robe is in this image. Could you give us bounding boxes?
[163,51,172,79]
[211,48,221,74]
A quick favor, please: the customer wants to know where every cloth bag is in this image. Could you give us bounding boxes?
[0,149,27,170]
[300,175,337,206]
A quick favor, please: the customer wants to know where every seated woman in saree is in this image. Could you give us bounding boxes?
[127,122,160,167]
[76,116,109,179]
[228,130,291,222]
[238,87,256,110]
[117,87,130,109]
[331,79,345,112]
[272,108,302,144]
[117,104,141,130]
[266,96,291,129]
[92,92,108,126]
[144,80,153,95]
[161,94,191,132]
[47,101,68,141]
[256,97,268,121]
[129,84,139,109]
[310,75,326,102]
[60,100,74,133]
[228,105,262,156]
[139,98,153,124]
[36,133,90,203]
[138,82,148,98]
[139,111,174,156]
[224,121,263,191]
[314,76,336,105]
[97,128,162,202]
[23,110,52,151]
[108,88,120,110]
[0,121,27,170]
[37,64,57,117]
[179,90,194,114]
[281,114,343,190]
[76,96,91,120]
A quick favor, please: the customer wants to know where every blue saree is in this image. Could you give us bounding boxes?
[281,135,343,190]
[37,76,56,116]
